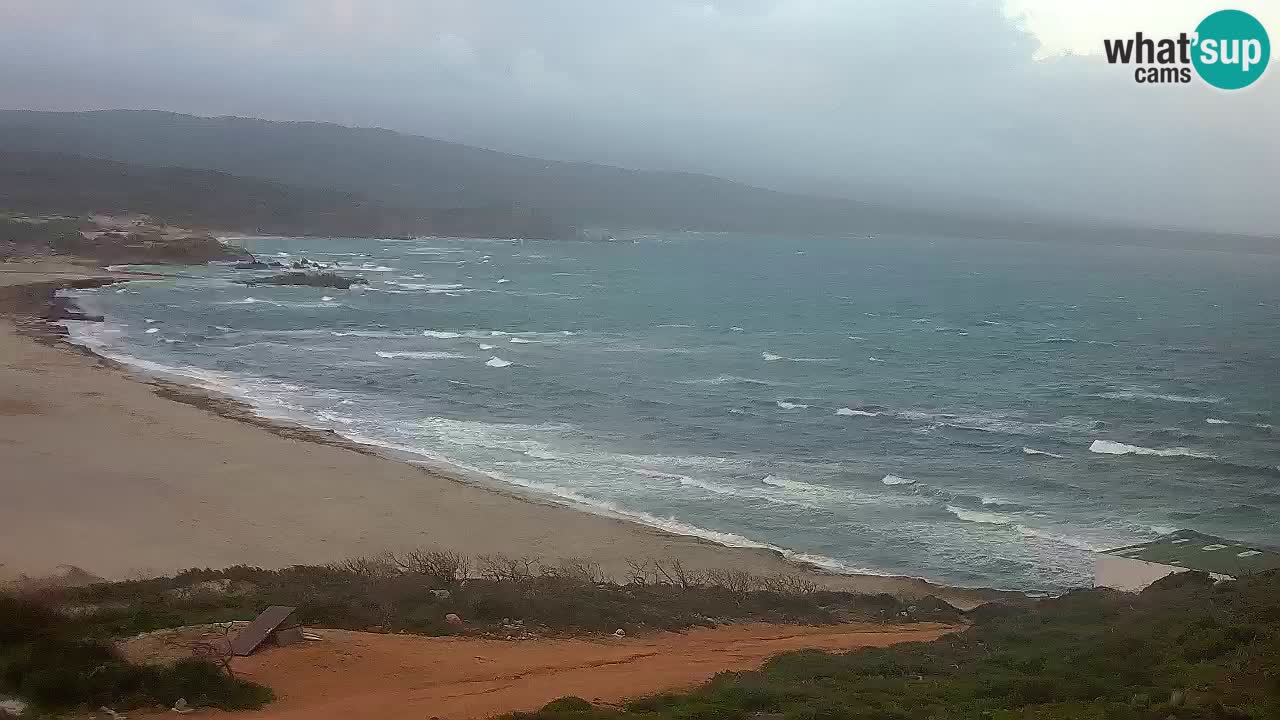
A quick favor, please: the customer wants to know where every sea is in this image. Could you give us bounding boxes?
[63,232,1280,592]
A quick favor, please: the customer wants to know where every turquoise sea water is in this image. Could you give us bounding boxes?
[67,232,1280,591]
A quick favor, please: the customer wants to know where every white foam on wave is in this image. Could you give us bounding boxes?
[1095,390,1221,404]
[374,351,469,360]
[776,401,809,410]
[334,263,396,272]
[485,356,513,368]
[422,331,462,338]
[836,408,879,417]
[1022,447,1065,459]
[678,375,777,387]
[1089,439,1213,459]
[478,343,495,350]
[881,474,915,486]
[330,330,415,338]
[144,328,159,334]
[981,497,1018,506]
[763,351,836,363]
[947,505,1014,525]
[1206,418,1273,429]
[868,356,884,362]
[755,474,854,507]
[509,337,536,344]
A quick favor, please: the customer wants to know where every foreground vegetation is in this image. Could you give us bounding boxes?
[1,552,950,714]
[512,570,1280,720]
[0,595,270,714]
[43,552,959,641]
[11,555,1277,718]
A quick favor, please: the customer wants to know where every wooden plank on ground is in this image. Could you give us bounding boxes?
[231,605,297,656]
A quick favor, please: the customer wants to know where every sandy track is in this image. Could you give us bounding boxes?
[184,623,950,720]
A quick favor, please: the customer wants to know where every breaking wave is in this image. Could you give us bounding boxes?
[1089,439,1213,459]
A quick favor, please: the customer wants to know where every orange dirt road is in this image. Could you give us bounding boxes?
[204,623,952,720]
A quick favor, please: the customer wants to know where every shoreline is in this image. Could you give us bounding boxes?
[0,260,1019,608]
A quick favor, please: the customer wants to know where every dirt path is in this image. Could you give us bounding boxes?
[183,623,951,719]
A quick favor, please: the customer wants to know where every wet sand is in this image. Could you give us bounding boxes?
[0,261,1006,608]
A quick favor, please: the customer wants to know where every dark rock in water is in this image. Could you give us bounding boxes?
[238,271,367,289]
[233,260,272,270]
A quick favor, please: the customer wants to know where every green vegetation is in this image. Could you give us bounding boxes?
[510,571,1280,720]
[48,553,959,640]
[0,594,271,714]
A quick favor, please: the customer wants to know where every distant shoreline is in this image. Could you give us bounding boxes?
[0,259,1017,609]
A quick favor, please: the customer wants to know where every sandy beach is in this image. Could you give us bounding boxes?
[0,260,1003,608]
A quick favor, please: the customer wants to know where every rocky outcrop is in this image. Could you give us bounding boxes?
[237,271,367,289]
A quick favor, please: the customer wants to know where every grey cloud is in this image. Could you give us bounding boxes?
[0,0,1276,234]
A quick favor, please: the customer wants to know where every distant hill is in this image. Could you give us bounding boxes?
[0,110,1273,250]
[0,109,957,235]
[0,150,565,239]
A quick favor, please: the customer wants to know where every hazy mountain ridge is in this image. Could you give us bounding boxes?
[0,110,1274,249]
[0,150,565,239]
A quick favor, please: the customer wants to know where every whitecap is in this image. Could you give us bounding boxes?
[679,375,776,387]
[776,401,810,410]
[509,337,536,344]
[1088,439,1213,459]
[321,296,334,302]
[144,318,158,324]
[478,343,495,350]
[422,330,463,339]
[947,505,1014,525]
[485,356,513,368]
[868,356,884,362]
[144,328,159,334]
[881,474,915,486]
[1095,390,1221,404]
[836,407,879,417]
[1022,447,1065,459]
[496,278,510,284]
[375,351,469,360]
[1205,418,1231,425]
[762,352,783,361]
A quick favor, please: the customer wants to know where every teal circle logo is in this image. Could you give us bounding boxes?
[1192,9,1270,89]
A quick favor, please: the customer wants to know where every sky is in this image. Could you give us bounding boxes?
[0,1,1277,235]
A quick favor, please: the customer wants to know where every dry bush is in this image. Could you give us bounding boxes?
[476,554,536,583]
[541,557,607,584]
[328,552,398,578]
[392,549,470,585]
[652,557,704,589]
[624,558,655,586]
[702,568,757,594]
[189,623,238,678]
[758,574,820,595]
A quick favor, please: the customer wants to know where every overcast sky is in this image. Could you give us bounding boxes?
[1,1,1277,235]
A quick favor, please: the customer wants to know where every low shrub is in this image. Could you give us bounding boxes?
[505,570,1280,719]
[0,594,271,713]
